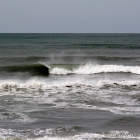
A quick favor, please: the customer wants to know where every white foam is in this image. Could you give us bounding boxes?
[74,64,140,74]
[50,63,140,75]
[0,80,46,90]
[28,131,140,140]
[0,128,140,140]
[50,67,71,75]
[1,78,140,91]
[0,79,140,114]
[0,128,25,138]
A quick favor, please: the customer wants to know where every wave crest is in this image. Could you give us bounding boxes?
[50,64,140,75]
[50,67,71,75]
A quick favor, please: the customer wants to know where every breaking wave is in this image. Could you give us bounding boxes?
[50,63,140,75]
[1,63,140,76]
[1,79,140,91]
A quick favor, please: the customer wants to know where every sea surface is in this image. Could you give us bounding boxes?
[0,33,140,140]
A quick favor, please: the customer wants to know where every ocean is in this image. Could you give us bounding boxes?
[0,33,140,140]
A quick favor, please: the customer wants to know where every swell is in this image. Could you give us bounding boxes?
[0,56,46,60]
[0,56,140,68]
[0,63,49,76]
[44,43,140,50]
[80,43,140,49]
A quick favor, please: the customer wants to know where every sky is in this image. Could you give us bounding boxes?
[0,0,140,33]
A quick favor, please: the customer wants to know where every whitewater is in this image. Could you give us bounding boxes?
[50,63,140,75]
[0,33,140,140]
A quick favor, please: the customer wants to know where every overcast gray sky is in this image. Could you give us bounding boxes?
[0,0,140,33]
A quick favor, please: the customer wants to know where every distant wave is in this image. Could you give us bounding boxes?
[44,43,140,49]
[0,63,49,76]
[79,43,140,49]
[50,63,140,75]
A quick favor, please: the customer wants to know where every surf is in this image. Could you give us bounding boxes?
[50,63,140,75]
[0,63,49,76]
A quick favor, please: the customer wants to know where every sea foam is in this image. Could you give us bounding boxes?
[50,64,140,75]
[0,79,140,90]
[0,128,139,140]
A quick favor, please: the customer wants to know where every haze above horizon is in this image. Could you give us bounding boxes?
[0,0,140,33]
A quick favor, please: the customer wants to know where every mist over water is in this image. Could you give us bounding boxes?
[0,33,140,140]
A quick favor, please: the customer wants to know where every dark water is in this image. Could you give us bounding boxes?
[0,33,140,140]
